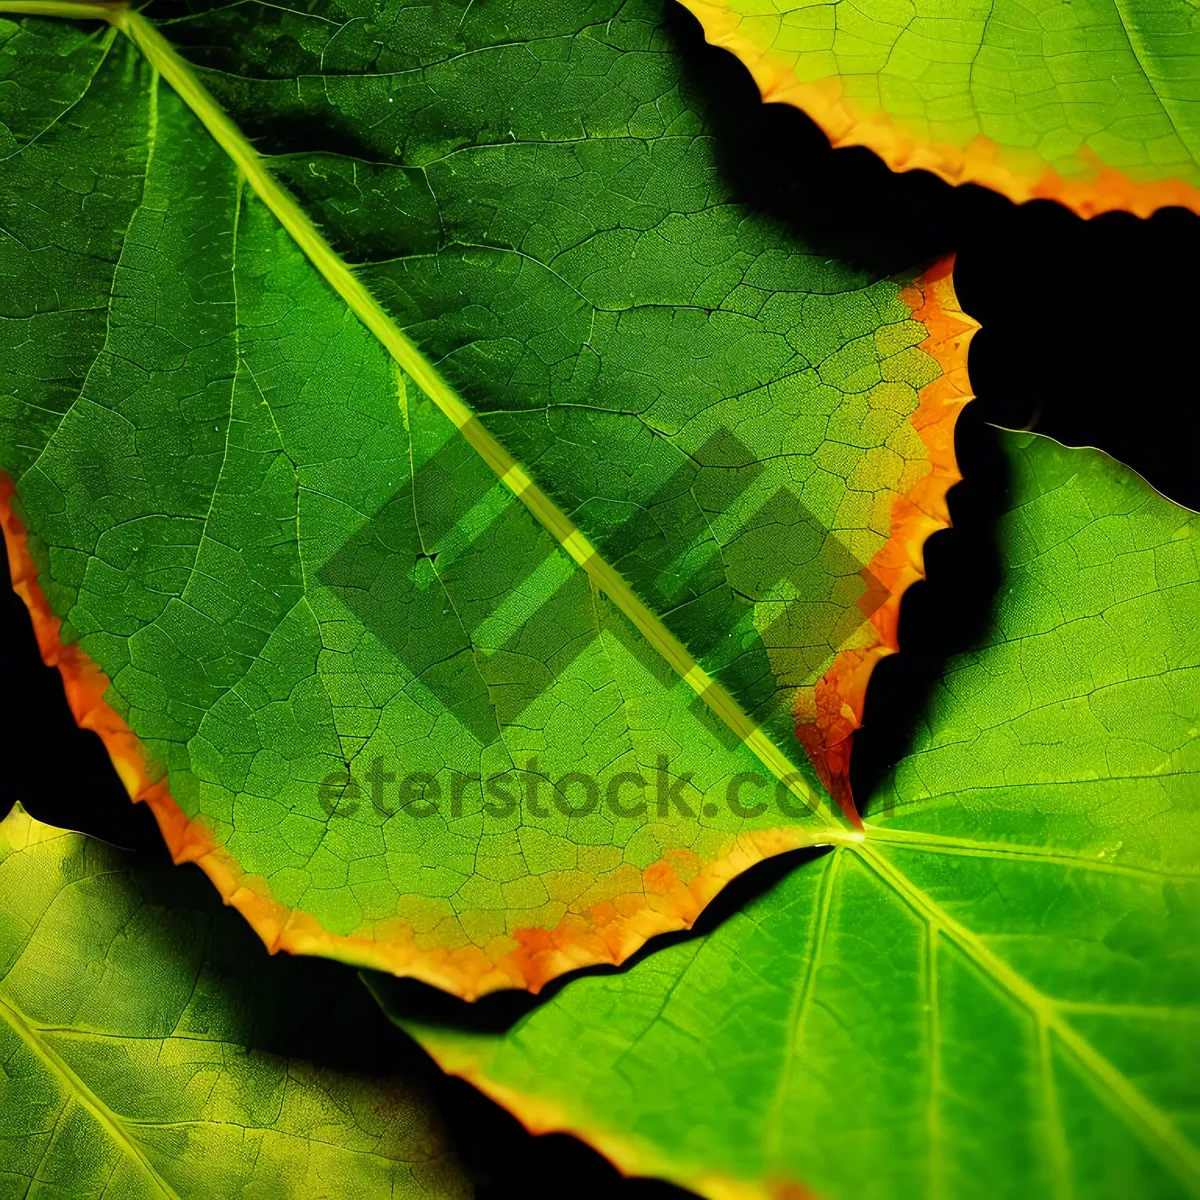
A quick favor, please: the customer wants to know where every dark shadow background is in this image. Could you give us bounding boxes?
[1,4,1197,1196]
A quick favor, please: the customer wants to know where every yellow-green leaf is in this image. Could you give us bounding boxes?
[679,0,1200,217]
[0,804,471,1199]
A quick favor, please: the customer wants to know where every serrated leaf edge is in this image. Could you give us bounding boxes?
[796,256,977,813]
[677,0,1200,219]
[0,477,858,999]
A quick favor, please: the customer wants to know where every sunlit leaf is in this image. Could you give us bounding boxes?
[0,0,971,996]
[390,431,1200,1200]
[679,0,1200,217]
[0,804,470,1199]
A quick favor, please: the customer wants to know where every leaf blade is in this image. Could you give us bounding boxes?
[0,0,973,995]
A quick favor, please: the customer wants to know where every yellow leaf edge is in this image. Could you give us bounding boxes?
[379,1018,819,1200]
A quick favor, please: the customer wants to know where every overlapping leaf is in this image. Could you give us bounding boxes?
[0,0,972,995]
[389,432,1200,1200]
[0,804,470,1198]
[680,0,1200,216]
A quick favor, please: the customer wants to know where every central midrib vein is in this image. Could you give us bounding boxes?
[3,0,845,828]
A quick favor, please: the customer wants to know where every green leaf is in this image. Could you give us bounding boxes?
[0,803,471,1199]
[0,0,974,995]
[390,431,1200,1200]
[678,0,1200,217]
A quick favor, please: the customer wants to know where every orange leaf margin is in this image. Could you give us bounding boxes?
[0,262,969,997]
[1,484,841,996]
[680,0,1200,219]
[795,255,977,817]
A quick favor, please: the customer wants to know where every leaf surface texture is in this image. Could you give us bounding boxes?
[0,0,970,995]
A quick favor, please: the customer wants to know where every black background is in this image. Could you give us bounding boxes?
[2,5,1197,1196]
